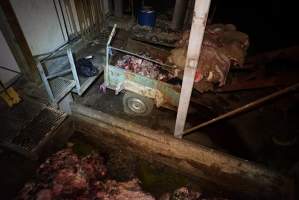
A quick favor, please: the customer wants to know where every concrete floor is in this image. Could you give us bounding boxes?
[72,32,299,175]
[1,27,299,199]
[0,78,47,142]
[1,35,298,170]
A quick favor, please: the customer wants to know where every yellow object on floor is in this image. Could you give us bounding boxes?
[0,87,21,107]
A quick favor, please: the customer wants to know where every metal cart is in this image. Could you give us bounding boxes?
[105,25,180,116]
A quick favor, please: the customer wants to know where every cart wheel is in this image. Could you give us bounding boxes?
[123,91,154,116]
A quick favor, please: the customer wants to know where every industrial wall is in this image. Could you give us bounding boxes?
[10,0,67,56]
[0,30,20,86]
[9,0,107,56]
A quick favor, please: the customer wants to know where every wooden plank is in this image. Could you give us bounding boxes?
[82,0,90,34]
[92,0,99,32]
[75,0,86,35]
[71,103,293,200]
[74,0,83,34]
[97,0,104,27]
[174,0,211,138]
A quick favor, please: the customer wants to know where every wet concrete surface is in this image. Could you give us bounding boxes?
[0,79,46,143]
[68,132,233,199]
[1,28,299,199]
[74,70,299,174]
[0,131,231,200]
[2,74,297,199]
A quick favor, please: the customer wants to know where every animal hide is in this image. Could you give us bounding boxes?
[168,24,249,92]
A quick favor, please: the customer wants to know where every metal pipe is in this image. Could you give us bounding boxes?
[46,68,72,80]
[37,62,55,102]
[182,82,299,136]
[171,0,189,30]
[107,24,117,46]
[39,43,69,62]
[105,24,117,85]
[67,48,80,92]
[0,65,21,74]
[174,0,211,138]
[38,38,80,62]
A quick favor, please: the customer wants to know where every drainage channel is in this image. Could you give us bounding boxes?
[0,105,294,199]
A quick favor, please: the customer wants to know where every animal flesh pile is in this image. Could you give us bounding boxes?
[159,187,228,200]
[168,24,249,92]
[17,148,229,200]
[17,148,154,200]
[116,54,173,81]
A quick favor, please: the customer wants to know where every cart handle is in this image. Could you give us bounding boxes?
[107,24,117,47]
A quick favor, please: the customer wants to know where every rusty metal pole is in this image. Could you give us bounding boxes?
[174,0,211,138]
[171,0,188,30]
[183,82,299,136]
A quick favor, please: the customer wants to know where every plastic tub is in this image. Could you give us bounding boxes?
[137,7,156,27]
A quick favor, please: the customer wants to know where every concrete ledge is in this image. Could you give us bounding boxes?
[71,103,293,199]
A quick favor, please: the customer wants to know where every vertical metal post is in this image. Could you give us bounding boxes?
[174,0,211,138]
[36,61,55,103]
[105,24,117,86]
[67,48,81,93]
[105,44,109,86]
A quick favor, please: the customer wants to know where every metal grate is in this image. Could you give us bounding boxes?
[10,107,66,152]
[49,77,75,104]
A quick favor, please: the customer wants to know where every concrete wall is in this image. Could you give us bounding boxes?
[10,0,67,55]
[1,0,106,85]
[0,30,20,86]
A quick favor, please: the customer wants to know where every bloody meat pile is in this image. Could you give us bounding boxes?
[17,148,228,200]
[115,54,174,82]
[17,148,154,200]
